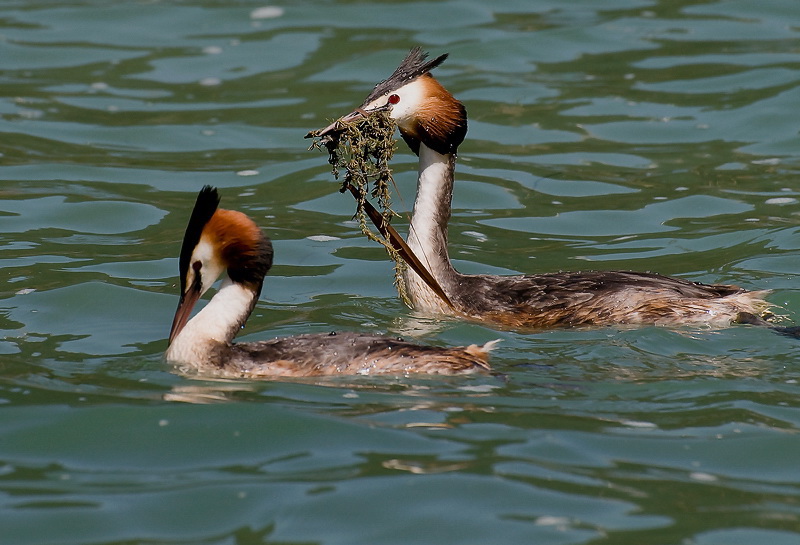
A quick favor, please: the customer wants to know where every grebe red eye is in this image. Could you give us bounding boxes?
[388,94,400,105]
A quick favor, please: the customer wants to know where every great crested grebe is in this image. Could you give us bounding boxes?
[315,48,773,329]
[165,186,493,377]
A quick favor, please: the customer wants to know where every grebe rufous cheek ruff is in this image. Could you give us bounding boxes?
[314,48,774,329]
[165,186,494,377]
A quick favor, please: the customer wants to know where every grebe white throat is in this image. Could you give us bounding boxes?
[166,278,254,368]
[404,143,457,313]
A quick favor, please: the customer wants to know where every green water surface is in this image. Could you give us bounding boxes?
[1,1,799,544]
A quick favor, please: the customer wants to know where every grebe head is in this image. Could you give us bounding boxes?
[318,47,467,155]
[168,186,272,344]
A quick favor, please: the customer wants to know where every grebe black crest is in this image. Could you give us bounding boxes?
[165,186,494,377]
[313,48,776,330]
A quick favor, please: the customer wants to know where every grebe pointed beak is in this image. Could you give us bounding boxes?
[168,279,203,345]
[305,104,389,140]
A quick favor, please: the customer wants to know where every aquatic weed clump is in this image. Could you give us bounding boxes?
[308,111,413,304]
[309,110,397,222]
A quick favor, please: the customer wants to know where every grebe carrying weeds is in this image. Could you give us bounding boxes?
[165,186,493,377]
[312,48,776,329]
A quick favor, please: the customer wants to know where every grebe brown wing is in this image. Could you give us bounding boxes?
[452,270,766,328]
[218,331,493,377]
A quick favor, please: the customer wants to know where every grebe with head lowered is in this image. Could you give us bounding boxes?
[165,186,493,377]
[314,48,773,329]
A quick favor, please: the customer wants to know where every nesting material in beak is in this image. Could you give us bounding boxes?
[306,106,454,311]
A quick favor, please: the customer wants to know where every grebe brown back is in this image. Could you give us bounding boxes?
[165,186,494,377]
[314,48,772,329]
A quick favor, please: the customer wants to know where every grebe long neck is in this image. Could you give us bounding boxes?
[166,277,257,367]
[403,143,460,312]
